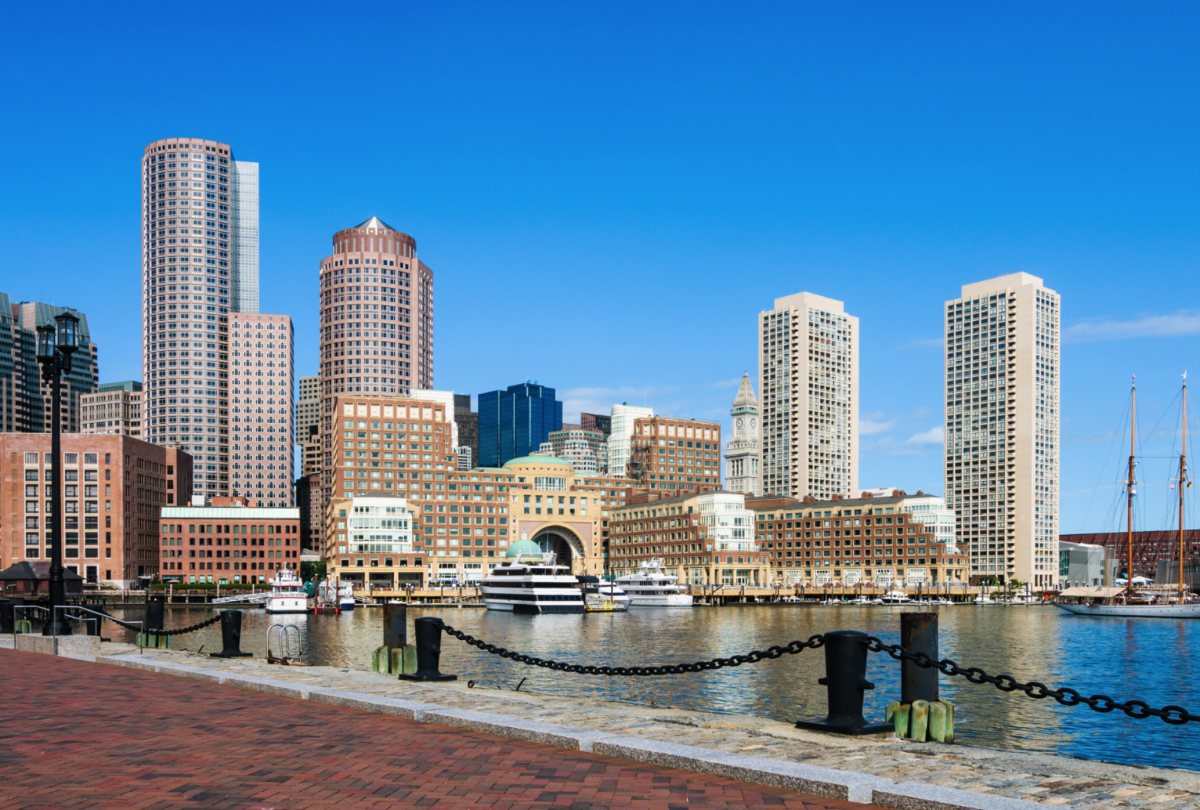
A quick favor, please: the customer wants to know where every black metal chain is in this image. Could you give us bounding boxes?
[441,623,824,676]
[862,636,1198,726]
[98,612,224,637]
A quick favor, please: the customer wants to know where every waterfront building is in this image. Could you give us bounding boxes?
[758,292,859,501]
[1058,540,1113,588]
[81,381,142,438]
[0,433,192,587]
[863,488,958,553]
[228,314,294,506]
[1059,529,1200,582]
[627,415,721,495]
[158,497,300,584]
[541,427,608,476]
[324,495,416,591]
[607,404,653,478]
[580,412,611,436]
[454,394,478,470]
[0,293,99,434]
[141,137,262,504]
[748,492,968,587]
[477,382,563,467]
[945,273,1059,588]
[609,490,770,587]
[317,216,433,510]
[725,373,760,496]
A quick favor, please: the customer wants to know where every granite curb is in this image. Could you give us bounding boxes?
[93,652,1047,810]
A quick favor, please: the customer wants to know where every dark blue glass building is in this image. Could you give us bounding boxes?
[477,382,563,467]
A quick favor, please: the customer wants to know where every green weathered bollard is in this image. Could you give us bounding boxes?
[400,643,417,674]
[910,700,929,742]
[892,703,910,739]
[928,701,948,742]
[15,619,32,634]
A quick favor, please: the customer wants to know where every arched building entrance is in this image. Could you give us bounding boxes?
[529,527,586,573]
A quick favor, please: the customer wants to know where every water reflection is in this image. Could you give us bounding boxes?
[107,605,1200,770]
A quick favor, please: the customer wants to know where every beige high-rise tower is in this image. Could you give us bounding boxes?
[758,292,859,500]
[944,272,1059,589]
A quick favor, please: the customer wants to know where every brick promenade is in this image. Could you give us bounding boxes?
[0,649,868,810]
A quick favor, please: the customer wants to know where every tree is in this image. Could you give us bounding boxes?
[301,560,326,582]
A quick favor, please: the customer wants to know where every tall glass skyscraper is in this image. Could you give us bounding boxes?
[478,383,563,467]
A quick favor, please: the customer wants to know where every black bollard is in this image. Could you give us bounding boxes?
[900,612,938,704]
[796,630,894,735]
[145,594,165,632]
[0,599,20,634]
[383,602,407,652]
[210,610,252,658]
[397,617,457,681]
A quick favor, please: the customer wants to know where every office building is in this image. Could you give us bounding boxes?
[748,492,968,587]
[0,433,192,587]
[580,412,611,436]
[0,293,99,434]
[759,292,858,501]
[1058,541,1113,589]
[455,445,473,470]
[296,474,318,551]
[324,495,417,590]
[945,273,1059,587]
[454,394,478,469]
[297,375,320,440]
[159,499,300,584]
[541,427,608,476]
[725,373,760,496]
[627,416,721,494]
[610,490,770,586]
[863,488,958,552]
[477,383,563,467]
[607,404,653,478]
[140,136,264,504]
[228,314,294,506]
[81,381,143,438]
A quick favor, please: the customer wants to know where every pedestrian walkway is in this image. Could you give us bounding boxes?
[0,649,867,810]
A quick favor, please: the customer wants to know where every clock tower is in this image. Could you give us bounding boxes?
[725,373,761,496]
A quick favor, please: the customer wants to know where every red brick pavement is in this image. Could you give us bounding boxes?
[0,649,870,810]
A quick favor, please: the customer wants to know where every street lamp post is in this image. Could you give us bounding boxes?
[36,311,79,637]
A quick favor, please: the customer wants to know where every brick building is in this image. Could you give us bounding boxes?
[627,416,721,495]
[1060,530,1200,581]
[609,490,770,586]
[159,497,300,584]
[1,434,191,587]
[747,492,968,587]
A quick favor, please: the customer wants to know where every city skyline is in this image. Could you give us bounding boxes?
[2,4,1198,535]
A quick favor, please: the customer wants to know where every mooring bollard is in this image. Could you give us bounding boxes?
[210,610,252,658]
[901,612,938,704]
[0,600,20,634]
[796,630,893,735]
[397,617,457,682]
[138,593,169,648]
[373,602,417,675]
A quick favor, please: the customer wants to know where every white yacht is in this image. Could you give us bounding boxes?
[318,579,356,610]
[265,569,308,614]
[615,559,693,607]
[880,589,913,605]
[593,579,631,608]
[480,541,584,614]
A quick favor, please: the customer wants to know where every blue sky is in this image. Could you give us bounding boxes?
[2,2,1198,533]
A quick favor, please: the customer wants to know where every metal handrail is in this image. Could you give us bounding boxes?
[266,623,302,662]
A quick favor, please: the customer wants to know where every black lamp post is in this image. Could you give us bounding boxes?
[36,311,79,637]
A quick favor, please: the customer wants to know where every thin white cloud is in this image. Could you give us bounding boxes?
[1064,312,1200,343]
[903,337,944,349]
[906,426,944,445]
[860,417,898,436]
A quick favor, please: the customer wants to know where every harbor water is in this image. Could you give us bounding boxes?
[109,604,1200,771]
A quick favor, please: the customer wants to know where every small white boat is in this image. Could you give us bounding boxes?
[880,589,912,605]
[974,594,998,605]
[319,580,356,610]
[615,559,693,607]
[592,579,631,608]
[265,569,308,614]
[850,596,880,605]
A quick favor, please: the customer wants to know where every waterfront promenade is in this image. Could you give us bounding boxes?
[0,647,865,810]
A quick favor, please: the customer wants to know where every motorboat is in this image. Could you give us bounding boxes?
[880,589,912,605]
[974,594,998,605]
[850,595,880,605]
[615,558,693,607]
[265,569,308,614]
[586,578,631,609]
[318,579,356,610]
[480,546,584,614]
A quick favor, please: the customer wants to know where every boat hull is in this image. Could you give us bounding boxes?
[1058,603,1200,618]
[265,598,308,614]
[628,594,693,607]
[512,603,585,615]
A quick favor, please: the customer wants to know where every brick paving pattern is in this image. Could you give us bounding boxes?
[0,649,868,810]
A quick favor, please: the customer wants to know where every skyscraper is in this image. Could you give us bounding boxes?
[944,273,1059,588]
[725,373,760,495]
[758,292,859,500]
[141,136,290,504]
[228,314,294,506]
[607,404,653,478]
[477,383,563,467]
[0,293,99,434]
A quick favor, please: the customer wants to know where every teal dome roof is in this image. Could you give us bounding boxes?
[506,539,543,558]
[503,455,572,467]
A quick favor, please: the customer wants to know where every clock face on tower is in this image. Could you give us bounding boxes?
[736,418,743,429]
[751,418,756,429]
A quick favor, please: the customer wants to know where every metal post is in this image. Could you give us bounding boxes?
[44,367,71,637]
[210,610,252,658]
[900,612,939,704]
[397,617,456,681]
[383,602,407,651]
[796,630,893,735]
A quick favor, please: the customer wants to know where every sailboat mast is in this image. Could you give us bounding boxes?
[1128,378,1136,603]
[1181,374,1188,600]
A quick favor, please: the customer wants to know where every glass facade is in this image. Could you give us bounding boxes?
[232,161,259,313]
[477,383,563,467]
